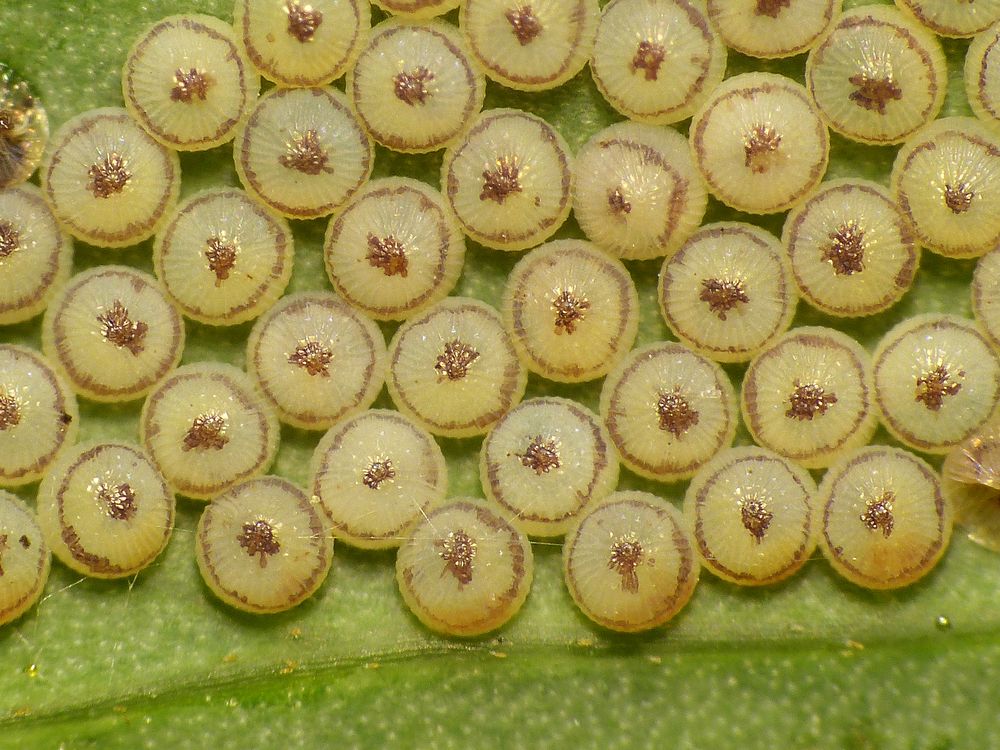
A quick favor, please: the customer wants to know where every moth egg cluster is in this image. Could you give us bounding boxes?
[4,0,1000,637]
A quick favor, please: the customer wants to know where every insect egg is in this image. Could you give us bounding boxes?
[563,491,698,633]
[234,86,373,220]
[819,446,952,590]
[893,116,1000,260]
[459,0,599,91]
[683,446,817,586]
[440,107,573,251]
[246,291,387,431]
[0,63,47,189]
[501,239,639,383]
[741,327,876,469]
[0,491,50,627]
[41,107,180,248]
[599,341,738,483]
[348,19,485,154]
[706,0,840,59]
[323,177,465,321]
[42,266,185,403]
[387,297,527,438]
[898,0,1000,38]
[395,497,533,636]
[590,0,726,124]
[372,0,460,20]
[657,222,797,363]
[153,188,293,326]
[972,246,1000,351]
[36,442,175,579]
[965,21,1000,126]
[781,178,919,318]
[805,5,946,145]
[0,184,72,325]
[310,409,448,549]
[122,14,259,151]
[140,362,280,500]
[479,397,619,538]
[0,345,78,487]
[571,121,707,261]
[941,421,1000,553]
[873,314,1000,454]
[196,476,333,614]
[235,0,371,87]
[689,72,829,215]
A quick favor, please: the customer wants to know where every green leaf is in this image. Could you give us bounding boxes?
[0,0,996,747]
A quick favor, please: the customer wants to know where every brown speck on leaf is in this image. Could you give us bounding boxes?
[238,519,280,568]
[97,300,148,356]
[435,340,480,381]
[505,5,543,45]
[284,0,323,42]
[87,153,130,198]
[362,458,396,489]
[630,40,666,81]
[0,534,6,576]
[608,533,643,593]
[743,124,782,174]
[739,496,773,543]
[516,435,561,475]
[0,220,19,258]
[279,130,331,175]
[366,233,409,277]
[480,156,522,204]
[436,529,476,587]
[915,365,962,411]
[18,535,29,549]
[754,0,791,17]
[170,68,212,103]
[944,183,974,214]
[97,482,138,521]
[860,492,894,538]
[848,74,902,115]
[551,289,590,334]
[699,278,749,321]
[822,221,866,276]
[0,392,20,431]
[205,235,238,285]
[656,388,700,438]
[608,188,631,216]
[288,340,333,377]
[182,412,229,451]
[786,381,837,420]
[393,67,435,107]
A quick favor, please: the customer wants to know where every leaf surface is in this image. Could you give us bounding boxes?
[0,1,994,747]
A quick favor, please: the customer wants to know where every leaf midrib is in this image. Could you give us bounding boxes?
[5,625,991,731]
